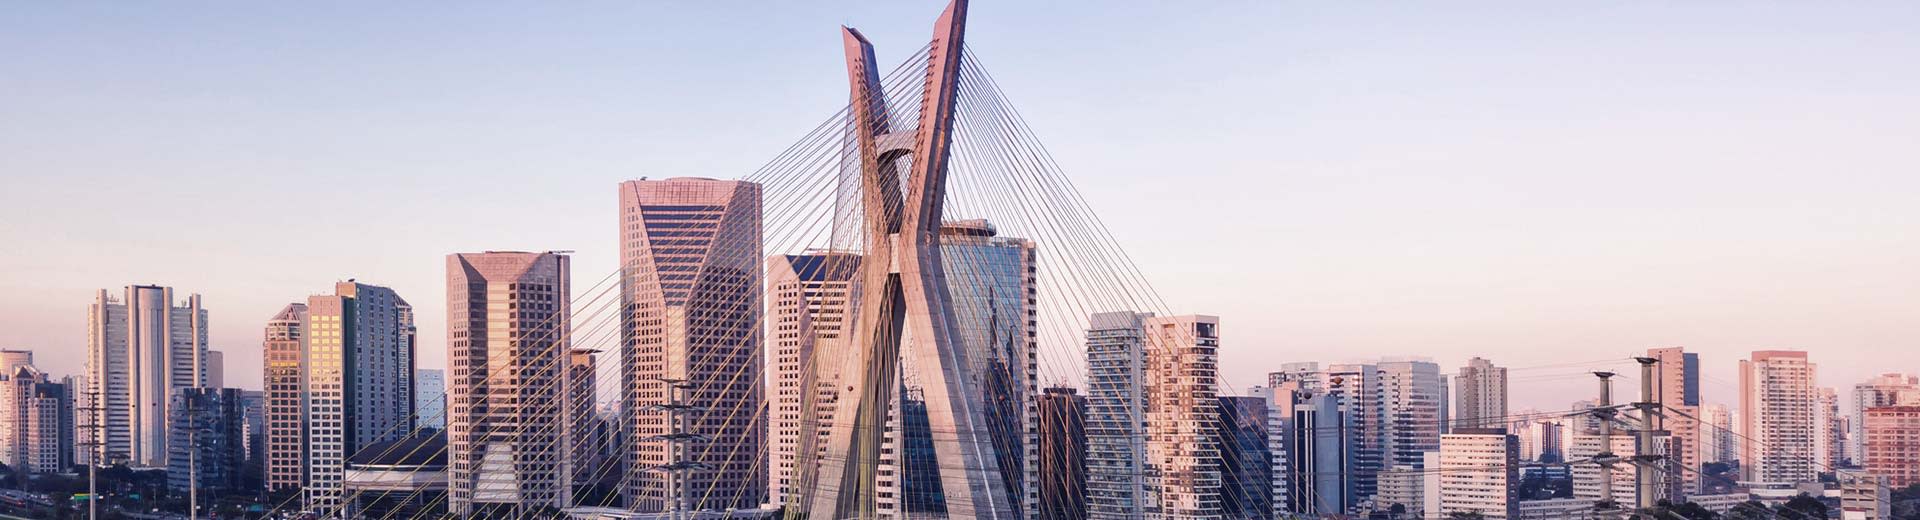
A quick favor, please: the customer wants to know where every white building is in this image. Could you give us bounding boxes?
[1740,350,1819,485]
[447,251,573,516]
[301,281,417,511]
[764,252,860,507]
[1569,432,1668,508]
[1143,314,1225,519]
[1438,429,1518,520]
[87,285,209,468]
[414,368,445,430]
[1702,404,1737,464]
[1455,357,1508,430]
[1086,311,1151,520]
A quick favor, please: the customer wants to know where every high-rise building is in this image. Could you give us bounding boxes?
[566,348,601,493]
[87,285,209,467]
[262,303,307,493]
[1817,387,1844,469]
[1740,350,1819,484]
[301,281,417,510]
[1,363,73,473]
[617,178,763,512]
[1455,357,1508,430]
[166,387,246,495]
[1850,374,1918,464]
[1647,347,1702,496]
[446,251,573,516]
[238,390,266,477]
[413,368,445,431]
[1037,387,1088,520]
[1379,360,1446,485]
[1703,404,1736,464]
[1570,432,1669,507]
[1862,405,1920,488]
[1085,311,1151,520]
[764,252,860,507]
[1438,429,1519,520]
[1219,395,1272,520]
[1144,314,1225,519]
[1273,387,1351,516]
[1324,362,1381,506]
[936,219,1039,518]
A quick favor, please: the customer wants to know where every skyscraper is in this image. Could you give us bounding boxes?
[1862,405,1920,488]
[1085,311,1151,520]
[1648,346,1702,497]
[1219,395,1272,520]
[87,285,208,468]
[207,350,225,389]
[447,251,573,516]
[301,281,417,510]
[618,178,763,512]
[1,363,73,473]
[1144,314,1225,519]
[764,252,860,507]
[1739,350,1818,484]
[1037,387,1088,520]
[1455,357,1508,430]
[414,368,445,430]
[262,303,307,493]
[1817,387,1844,468]
[167,387,246,495]
[1850,373,1918,464]
[936,219,1039,518]
[567,348,601,494]
[1702,403,1736,464]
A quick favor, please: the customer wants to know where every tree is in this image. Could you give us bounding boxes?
[1449,511,1488,520]
[1390,503,1408,520]
[1778,493,1831,520]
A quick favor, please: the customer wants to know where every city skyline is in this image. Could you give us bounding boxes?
[5,2,1920,412]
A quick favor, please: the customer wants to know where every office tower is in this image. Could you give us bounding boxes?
[1143,315,1225,519]
[1817,387,1844,468]
[1085,311,1151,519]
[1038,387,1088,520]
[1220,395,1271,520]
[262,303,307,492]
[1836,470,1890,520]
[1862,405,1920,487]
[617,178,763,512]
[937,219,1039,517]
[1275,388,1350,516]
[0,350,30,374]
[764,252,860,507]
[567,348,601,490]
[1647,347,1702,496]
[447,251,572,516]
[207,350,225,389]
[1378,360,1446,484]
[166,387,246,495]
[1511,418,1563,463]
[301,281,417,510]
[414,368,445,430]
[1702,404,1736,464]
[1850,374,1918,464]
[86,285,209,467]
[1438,429,1519,520]
[1324,362,1381,505]
[0,362,35,467]
[1455,357,1508,430]
[1740,350,1818,484]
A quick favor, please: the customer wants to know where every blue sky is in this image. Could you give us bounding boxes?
[4,2,1918,409]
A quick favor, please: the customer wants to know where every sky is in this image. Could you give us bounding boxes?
[3,2,1918,411]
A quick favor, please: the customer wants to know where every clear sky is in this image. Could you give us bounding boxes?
[4,2,1918,410]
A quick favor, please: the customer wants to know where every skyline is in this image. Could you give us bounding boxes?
[6,2,1920,410]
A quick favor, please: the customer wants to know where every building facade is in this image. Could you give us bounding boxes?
[1455,357,1508,430]
[301,282,417,510]
[446,251,573,516]
[262,303,308,493]
[1219,395,1271,520]
[1862,405,1920,488]
[1143,315,1225,519]
[87,285,209,468]
[1438,429,1520,520]
[1850,374,1917,464]
[1038,387,1088,520]
[1739,350,1819,484]
[1,364,74,473]
[166,387,247,495]
[618,178,764,512]
[764,252,860,507]
[414,368,446,431]
[1085,311,1151,520]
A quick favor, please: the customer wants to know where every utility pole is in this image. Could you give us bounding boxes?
[1633,357,1665,520]
[76,388,102,520]
[187,394,198,520]
[644,378,710,520]
[1593,371,1620,517]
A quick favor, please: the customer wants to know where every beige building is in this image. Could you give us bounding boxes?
[618,178,763,512]
[446,251,573,516]
[763,252,859,507]
[262,303,307,493]
[1850,374,1917,464]
[1144,314,1225,519]
[1740,350,1819,484]
[1837,470,1890,520]
[1455,357,1508,430]
[1438,429,1519,520]
[1570,432,1668,507]
[1648,347,1701,497]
